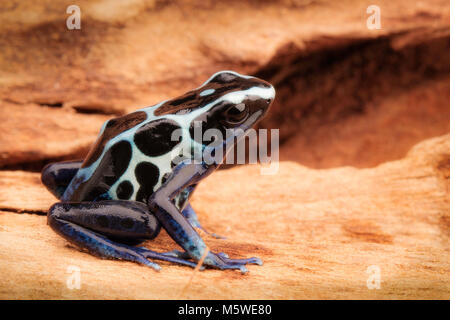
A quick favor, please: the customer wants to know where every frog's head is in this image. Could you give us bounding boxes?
[188,71,275,144]
[153,71,274,164]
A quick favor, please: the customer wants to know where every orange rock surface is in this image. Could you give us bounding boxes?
[1,135,449,299]
[0,0,449,299]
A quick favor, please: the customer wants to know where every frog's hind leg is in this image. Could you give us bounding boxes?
[41,160,83,199]
[48,200,202,270]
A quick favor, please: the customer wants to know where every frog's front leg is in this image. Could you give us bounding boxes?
[47,200,202,270]
[148,161,262,273]
[182,203,226,239]
[176,184,225,239]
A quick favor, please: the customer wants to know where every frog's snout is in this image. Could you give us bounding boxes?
[266,84,276,101]
[259,83,276,114]
[257,81,275,104]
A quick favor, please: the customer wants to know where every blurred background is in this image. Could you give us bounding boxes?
[0,0,449,172]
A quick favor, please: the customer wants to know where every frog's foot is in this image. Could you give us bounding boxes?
[167,250,250,273]
[216,252,263,266]
[195,227,226,240]
[162,250,262,271]
[203,252,261,274]
[135,247,204,269]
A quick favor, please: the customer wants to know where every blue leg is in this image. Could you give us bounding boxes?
[176,184,225,239]
[41,161,83,199]
[48,200,202,270]
[163,250,262,266]
[148,160,262,273]
[182,203,226,239]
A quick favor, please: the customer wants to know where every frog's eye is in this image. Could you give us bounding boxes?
[223,103,249,124]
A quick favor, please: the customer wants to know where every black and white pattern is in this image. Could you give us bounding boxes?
[61,71,275,204]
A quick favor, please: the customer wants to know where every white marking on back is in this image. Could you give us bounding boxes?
[199,88,215,96]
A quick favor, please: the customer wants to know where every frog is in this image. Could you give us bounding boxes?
[41,71,275,273]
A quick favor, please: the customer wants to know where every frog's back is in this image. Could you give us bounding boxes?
[82,111,149,170]
[61,108,186,203]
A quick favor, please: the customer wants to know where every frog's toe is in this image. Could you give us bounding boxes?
[236,265,248,274]
[219,255,263,266]
[161,249,190,259]
[137,247,201,269]
[141,259,162,271]
[249,257,263,266]
[216,252,229,259]
[204,252,261,273]
[127,249,161,271]
[209,232,227,239]
[216,262,248,273]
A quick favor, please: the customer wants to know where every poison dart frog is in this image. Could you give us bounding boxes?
[41,71,275,273]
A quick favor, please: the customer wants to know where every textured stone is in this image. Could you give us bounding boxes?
[0,134,448,299]
[0,0,449,300]
[0,102,109,168]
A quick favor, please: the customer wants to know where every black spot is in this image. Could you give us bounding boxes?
[161,172,171,184]
[116,180,133,200]
[134,119,182,157]
[103,141,133,186]
[83,111,147,167]
[97,216,109,228]
[135,162,160,203]
[68,140,132,202]
[135,162,160,185]
[120,218,134,229]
